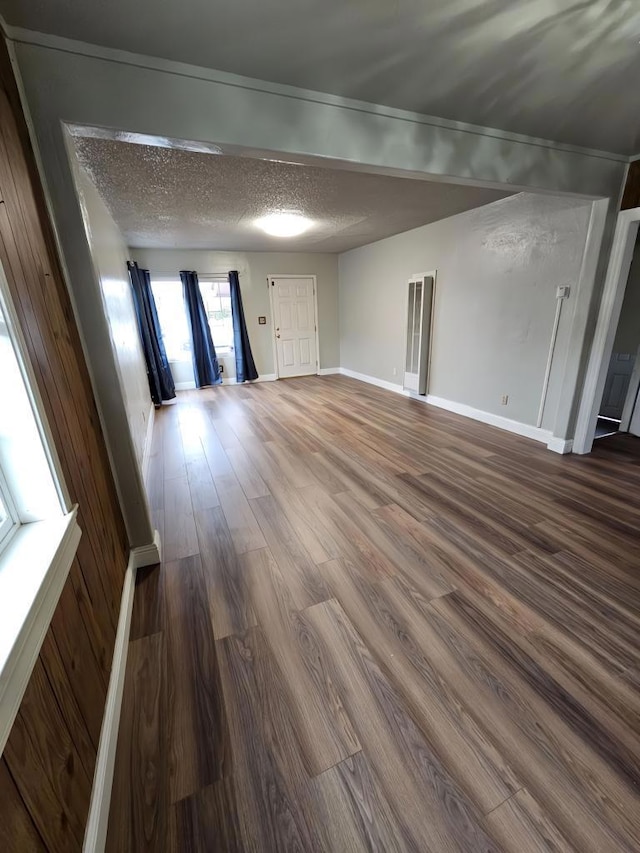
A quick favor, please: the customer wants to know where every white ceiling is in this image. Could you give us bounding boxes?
[73,137,511,252]
[2,0,640,155]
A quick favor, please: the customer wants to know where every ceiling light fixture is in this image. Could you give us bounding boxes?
[255,211,312,237]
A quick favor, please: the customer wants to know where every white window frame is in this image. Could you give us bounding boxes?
[0,260,80,757]
[198,274,235,356]
[0,464,18,553]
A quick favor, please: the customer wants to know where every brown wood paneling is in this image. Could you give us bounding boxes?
[0,760,45,852]
[621,160,640,210]
[0,34,128,851]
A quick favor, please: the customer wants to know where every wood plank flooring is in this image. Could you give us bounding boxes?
[107,376,640,852]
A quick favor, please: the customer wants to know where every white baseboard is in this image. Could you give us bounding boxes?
[129,529,162,569]
[318,367,340,376]
[336,367,557,446]
[424,394,553,445]
[339,367,406,395]
[175,374,276,390]
[83,557,137,853]
[546,436,573,454]
[141,403,155,485]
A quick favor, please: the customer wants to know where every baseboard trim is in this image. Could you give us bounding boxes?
[339,367,406,395]
[424,394,553,444]
[318,367,340,376]
[83,557,137,852]
[337,368,556,445]
[175,374,277,390]
[129,529,162,569]
[141,403,155,484]
[547,436,574,454]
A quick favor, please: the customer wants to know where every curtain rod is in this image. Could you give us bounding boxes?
[148,271,245,281]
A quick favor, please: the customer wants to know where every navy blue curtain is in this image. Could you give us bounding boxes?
[127,261,176,404]
[229,270,258,383]
[180,270,222,388]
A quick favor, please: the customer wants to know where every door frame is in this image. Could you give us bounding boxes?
[574,207,640,453]
[620,345,640,432]
[267,274,320,379]
[403,270,437,395]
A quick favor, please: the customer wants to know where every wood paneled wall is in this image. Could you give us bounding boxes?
[0,36,128,850]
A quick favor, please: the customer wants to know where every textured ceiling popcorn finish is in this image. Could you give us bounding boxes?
[2,0,640,154]
[73,138,511,252]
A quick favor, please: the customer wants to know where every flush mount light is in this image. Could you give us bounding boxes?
[255,211,312,237]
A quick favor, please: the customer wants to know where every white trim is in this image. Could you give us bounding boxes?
[546,436,574,454]
[129,529,162,570]
[3,24,627,165]
[424,394,553,444]
[573,207,640,453]
[253,373,277,383]
[338,366,557,444]
[174,380,196,391]
[267,274,320,379]
[0,508,81,756]
[83,557,136,853]
[141,403,155,485]
[536,291,565,428]
[318,367,340,375]
[339,367,407,395]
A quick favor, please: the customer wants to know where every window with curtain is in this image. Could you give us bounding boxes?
[151,277,234,359]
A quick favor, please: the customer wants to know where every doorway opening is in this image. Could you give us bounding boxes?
[574,207,640,453]
[593,234,640,442]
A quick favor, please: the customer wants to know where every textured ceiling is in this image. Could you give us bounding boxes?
[2,0,640,154]
[73,138,511,252]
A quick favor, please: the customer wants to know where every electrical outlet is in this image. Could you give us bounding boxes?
[219,363,224,374]
[501,394,509,405]
[392,367,397,376]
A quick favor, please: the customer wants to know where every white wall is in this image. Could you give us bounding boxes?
[339,193,594,431]
[75,168,152,471]
[64,146,155,549]
[131,249,340,379]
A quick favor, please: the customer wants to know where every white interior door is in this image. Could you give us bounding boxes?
[600,352,635,419]
[270,276,318,378]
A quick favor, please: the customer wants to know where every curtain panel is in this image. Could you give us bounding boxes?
[229,270,258,383]
[127,261,176,404]
[180,269,222,388]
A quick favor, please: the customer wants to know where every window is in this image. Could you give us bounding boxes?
[151,280,192,362]
[199,278,234,352]
[0,474,16,550]
[151,276,235,360]
[0,306,18,552]
[0,262,79,754]
[0,297,62,545]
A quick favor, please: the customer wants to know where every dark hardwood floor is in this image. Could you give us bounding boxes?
[107,375,640,852]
